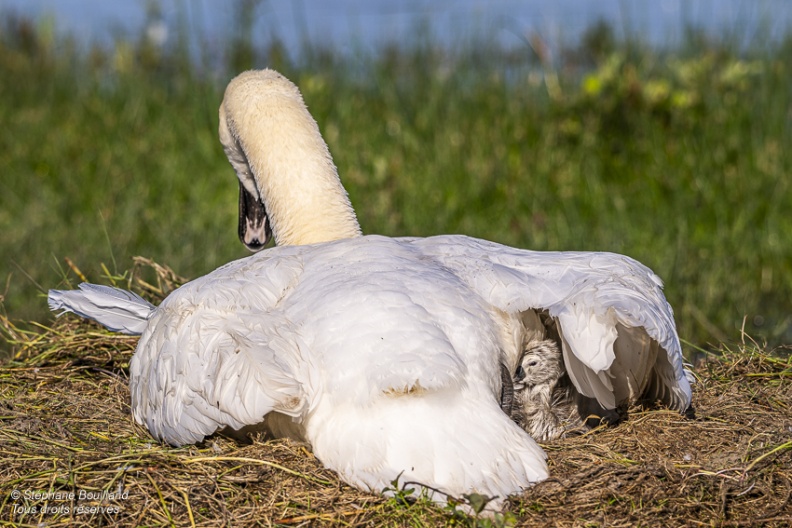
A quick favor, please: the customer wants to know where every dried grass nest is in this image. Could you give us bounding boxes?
[1,260,790,527]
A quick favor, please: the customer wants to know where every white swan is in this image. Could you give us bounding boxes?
[48,69,692,508]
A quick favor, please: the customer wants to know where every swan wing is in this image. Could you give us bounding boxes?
[412,235,692,412]
[131,308,306,446]
[129,250,309,446]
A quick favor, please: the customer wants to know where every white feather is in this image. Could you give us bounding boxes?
[48,283,154,335]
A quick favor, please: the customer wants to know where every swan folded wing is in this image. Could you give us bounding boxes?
[414,235,691,411]
[131,308,305,447]
[48,283,155,335]
[212,326,306,421]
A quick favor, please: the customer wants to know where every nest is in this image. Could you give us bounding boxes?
[1,262,790,527]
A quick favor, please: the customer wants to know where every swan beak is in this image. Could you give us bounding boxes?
[238,180,272,252]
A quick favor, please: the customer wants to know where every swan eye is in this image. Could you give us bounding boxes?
[527,360,538,368]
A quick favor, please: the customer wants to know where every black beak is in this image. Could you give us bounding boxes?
[238,180,271,252]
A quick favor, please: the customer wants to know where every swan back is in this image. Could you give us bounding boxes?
[219,69,361,246]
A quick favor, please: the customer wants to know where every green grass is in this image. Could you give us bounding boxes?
[1,13,791,351]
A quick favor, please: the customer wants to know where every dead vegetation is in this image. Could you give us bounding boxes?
[0,263,790,527]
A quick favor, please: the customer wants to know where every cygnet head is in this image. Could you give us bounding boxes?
[219,69,362,249]
[514,339,564,387]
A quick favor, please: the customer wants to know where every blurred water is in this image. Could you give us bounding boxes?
[1,0,790,58]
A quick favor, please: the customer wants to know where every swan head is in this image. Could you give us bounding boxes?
[219,69,362,249]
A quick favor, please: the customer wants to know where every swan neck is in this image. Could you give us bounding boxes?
[221,71,362,246]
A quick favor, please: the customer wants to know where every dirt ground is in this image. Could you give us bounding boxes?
[1,275,790,527]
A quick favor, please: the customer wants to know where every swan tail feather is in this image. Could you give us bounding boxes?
[48,283,156,335]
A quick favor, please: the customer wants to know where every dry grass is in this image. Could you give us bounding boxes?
[0,263,790,527]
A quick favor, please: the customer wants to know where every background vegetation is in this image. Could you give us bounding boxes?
[1,7,790,353]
